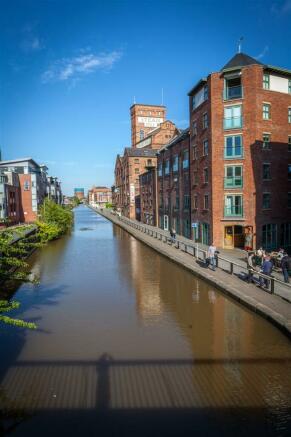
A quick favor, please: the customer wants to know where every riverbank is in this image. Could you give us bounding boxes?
[91,206,291,338]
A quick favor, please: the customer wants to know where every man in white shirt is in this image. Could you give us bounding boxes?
[207,243,217,271]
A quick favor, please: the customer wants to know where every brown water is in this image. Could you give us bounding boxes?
[0,205,290,436]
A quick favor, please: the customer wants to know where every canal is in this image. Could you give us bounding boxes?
[0,205,291,436]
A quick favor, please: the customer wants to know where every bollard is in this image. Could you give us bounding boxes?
[230,262,233,275]
[270,278,274,294]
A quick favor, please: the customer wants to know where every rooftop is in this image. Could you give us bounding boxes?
[221,52,262,71]
[158,128,190,154]
[0,157,40,167]
[124,147,157,157]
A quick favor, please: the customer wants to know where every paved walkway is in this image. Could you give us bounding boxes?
[90,207,291,338]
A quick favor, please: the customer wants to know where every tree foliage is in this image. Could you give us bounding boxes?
[38,199,73,242]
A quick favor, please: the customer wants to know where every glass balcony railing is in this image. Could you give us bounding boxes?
[224,176,243,188]
[223,85,243,100]
[224,116,243,130]
[224,205,243,217]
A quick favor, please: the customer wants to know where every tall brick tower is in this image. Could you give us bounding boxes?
[130,104,166,147]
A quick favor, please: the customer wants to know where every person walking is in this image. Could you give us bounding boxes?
[281,253,290,283]
[207,243,217,271]
[259,255,273,288]
[247,251,255,283]
[169,228,176,243]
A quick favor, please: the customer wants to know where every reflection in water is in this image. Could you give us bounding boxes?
[0,206,290,436]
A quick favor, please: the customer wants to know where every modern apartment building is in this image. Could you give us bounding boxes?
[0,158,63,223]
[0,170,21,224]
[188,52,291,250]
[88,186,112,208]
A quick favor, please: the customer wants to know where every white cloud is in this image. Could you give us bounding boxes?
[42,50,123,84]
[255,45,269,60]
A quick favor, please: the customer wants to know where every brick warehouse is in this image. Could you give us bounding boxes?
[112,104,179,219]
[156,128,191,236]
[189,52,291,250]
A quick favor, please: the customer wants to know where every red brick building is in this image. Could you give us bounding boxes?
[112,104,179,219]
[189,52,291,250]
[156,129,191,236]
[131,104,166,148]
[88,186,112,208]
[139,164,157,225]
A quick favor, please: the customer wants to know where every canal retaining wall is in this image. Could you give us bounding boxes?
[89,206,291,339]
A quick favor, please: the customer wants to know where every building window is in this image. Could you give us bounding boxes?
[204,85,208,100]
[134,158,139,164]
[165,159,170,175]
[281,223,291,247]
[224,105,242,129]
[194,195,198,209]
[288,164,291,180]
[182,150,189,169]
[262,224,277,250]
[173,155,179,172]
[183,194,190,209]
[288,136,291,152]
[262,133,271,150]
[135,168,139,174]
[204,195,209,210]
[262,193,271,209]
[140,130,144,140]
[192,95,196,111]
[224,166,243,188]
[263,73,270,90]
[289,79,291,94]
[263,103,271,120]
[193,171,198,185]
[288,192,291,208]
[192,120,197,136]
[203,113,208,129]
[23,181,30,191]
[263,163,271,180]
[158,163,162,177]
[193,145,198,160]
[224,195,243,217]
[289,107,291,123]
[203,139,209,156]
[224,135,243,158]
[203,168,209,184]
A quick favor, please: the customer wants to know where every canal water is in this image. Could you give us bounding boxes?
[0,205,290,436]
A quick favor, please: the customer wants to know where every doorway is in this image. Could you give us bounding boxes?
[224,225,244,248]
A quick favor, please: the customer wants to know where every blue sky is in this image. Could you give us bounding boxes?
[1,0,291,195]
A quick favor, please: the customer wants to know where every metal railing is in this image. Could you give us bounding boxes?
[107,211,291,301]
[223,85,243,100]
[223,116,243,130]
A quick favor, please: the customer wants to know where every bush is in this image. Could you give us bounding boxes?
[38,199,73,242]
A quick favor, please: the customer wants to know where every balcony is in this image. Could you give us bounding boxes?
[224,205,243,217]
[223,85,243,100]
[224,176,243,188]
[224,116,243,130]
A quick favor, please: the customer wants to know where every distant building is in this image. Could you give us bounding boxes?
[74,188,85,200]
[0,158,63,223]
[47,176,62,204]
[112,104,179,219]
[88,186,112,208]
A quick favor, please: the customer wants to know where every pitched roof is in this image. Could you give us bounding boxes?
[124,147,157,157]
[158,128,190,154]
[221,52,262,71]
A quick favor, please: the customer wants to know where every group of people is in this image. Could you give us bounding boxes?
[247,247,291,285]
[169,228,291,286]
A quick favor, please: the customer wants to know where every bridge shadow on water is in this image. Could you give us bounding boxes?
[1,354,291,436]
